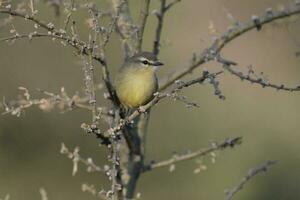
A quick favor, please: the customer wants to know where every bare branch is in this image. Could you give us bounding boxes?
[111,0,139,56]
[81,55,97,122]
[153,0,180,56]
[81,183,111,200]
[60,143,107,175]
[142,137,242,172]
[159,3,300,91]
[0,8,106,65]
[39,188,48,200]
[216,53,300,92]
[137,0,151,51]
[0,9,53,30]
[1,87,109,116]
[225,160,277,200]
[223,63,300,92]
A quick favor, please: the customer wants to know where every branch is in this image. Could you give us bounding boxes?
[153,0,180,56]
[159,2,300,91]
[111,0,139,56]
[81,55,98,122]
[1,87,111,116]
[0,9,52,30]
[142,137,242,172]
[98,7,121,107]
[0,9,106,65]
[60,143,106,175]
[137,0,151,51]
[216,52,300,92]
[225,160,277,200]
[223,63,300,92]
[104,70,224,137]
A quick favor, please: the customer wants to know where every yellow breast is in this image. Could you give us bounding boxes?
[115,67,158,108]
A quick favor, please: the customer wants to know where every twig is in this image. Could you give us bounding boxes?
[81,55,97,123]
[159,2,300,91]
[63,0,75,30]
[137,0,151,51]
[0,9,52,30]
[111,0,139,56]
[153,0,180,56]
[225,160,277,200]
[223,64,300,92]
[143,137,242,172]
[0,86,112,117]
[60,143,106,175]
[39,188,48,200]
[99,5,121,106]
[216,53,300,92]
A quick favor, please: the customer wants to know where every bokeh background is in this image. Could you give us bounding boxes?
[1,0,300,199]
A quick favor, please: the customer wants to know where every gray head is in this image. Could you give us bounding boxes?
[125,52,164,68]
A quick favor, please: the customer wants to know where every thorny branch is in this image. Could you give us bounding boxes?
[143,137,242,172]
[159,2,300,91]
[225,160,277,200]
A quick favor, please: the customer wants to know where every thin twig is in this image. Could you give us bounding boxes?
[60,143,106,175]
[153,0,180,56]
[216,55,300,92]
[223,64,300,92]
[81,54,97,122]
[111,0,139,56]
[225,160,277,200]
[1,87,110,116]
[137,0,151,51]
[143,137,242,172]
[63,0,75,30]
[99,5,122,106]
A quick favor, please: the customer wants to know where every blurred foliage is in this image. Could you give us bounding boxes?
[1,0,300,199]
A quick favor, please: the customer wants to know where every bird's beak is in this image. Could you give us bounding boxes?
[153,61,164,66]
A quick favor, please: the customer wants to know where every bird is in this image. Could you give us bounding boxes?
[115,52,164,110]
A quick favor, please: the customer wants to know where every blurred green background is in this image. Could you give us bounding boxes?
[1,0,300,199]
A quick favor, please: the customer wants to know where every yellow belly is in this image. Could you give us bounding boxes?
[115,67,158,108]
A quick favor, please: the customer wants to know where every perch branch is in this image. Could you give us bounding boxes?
[104,70,223,137]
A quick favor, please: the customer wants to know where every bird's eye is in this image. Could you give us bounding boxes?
[142,60,149,65]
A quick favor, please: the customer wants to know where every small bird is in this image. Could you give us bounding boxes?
[115,52,163,109]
